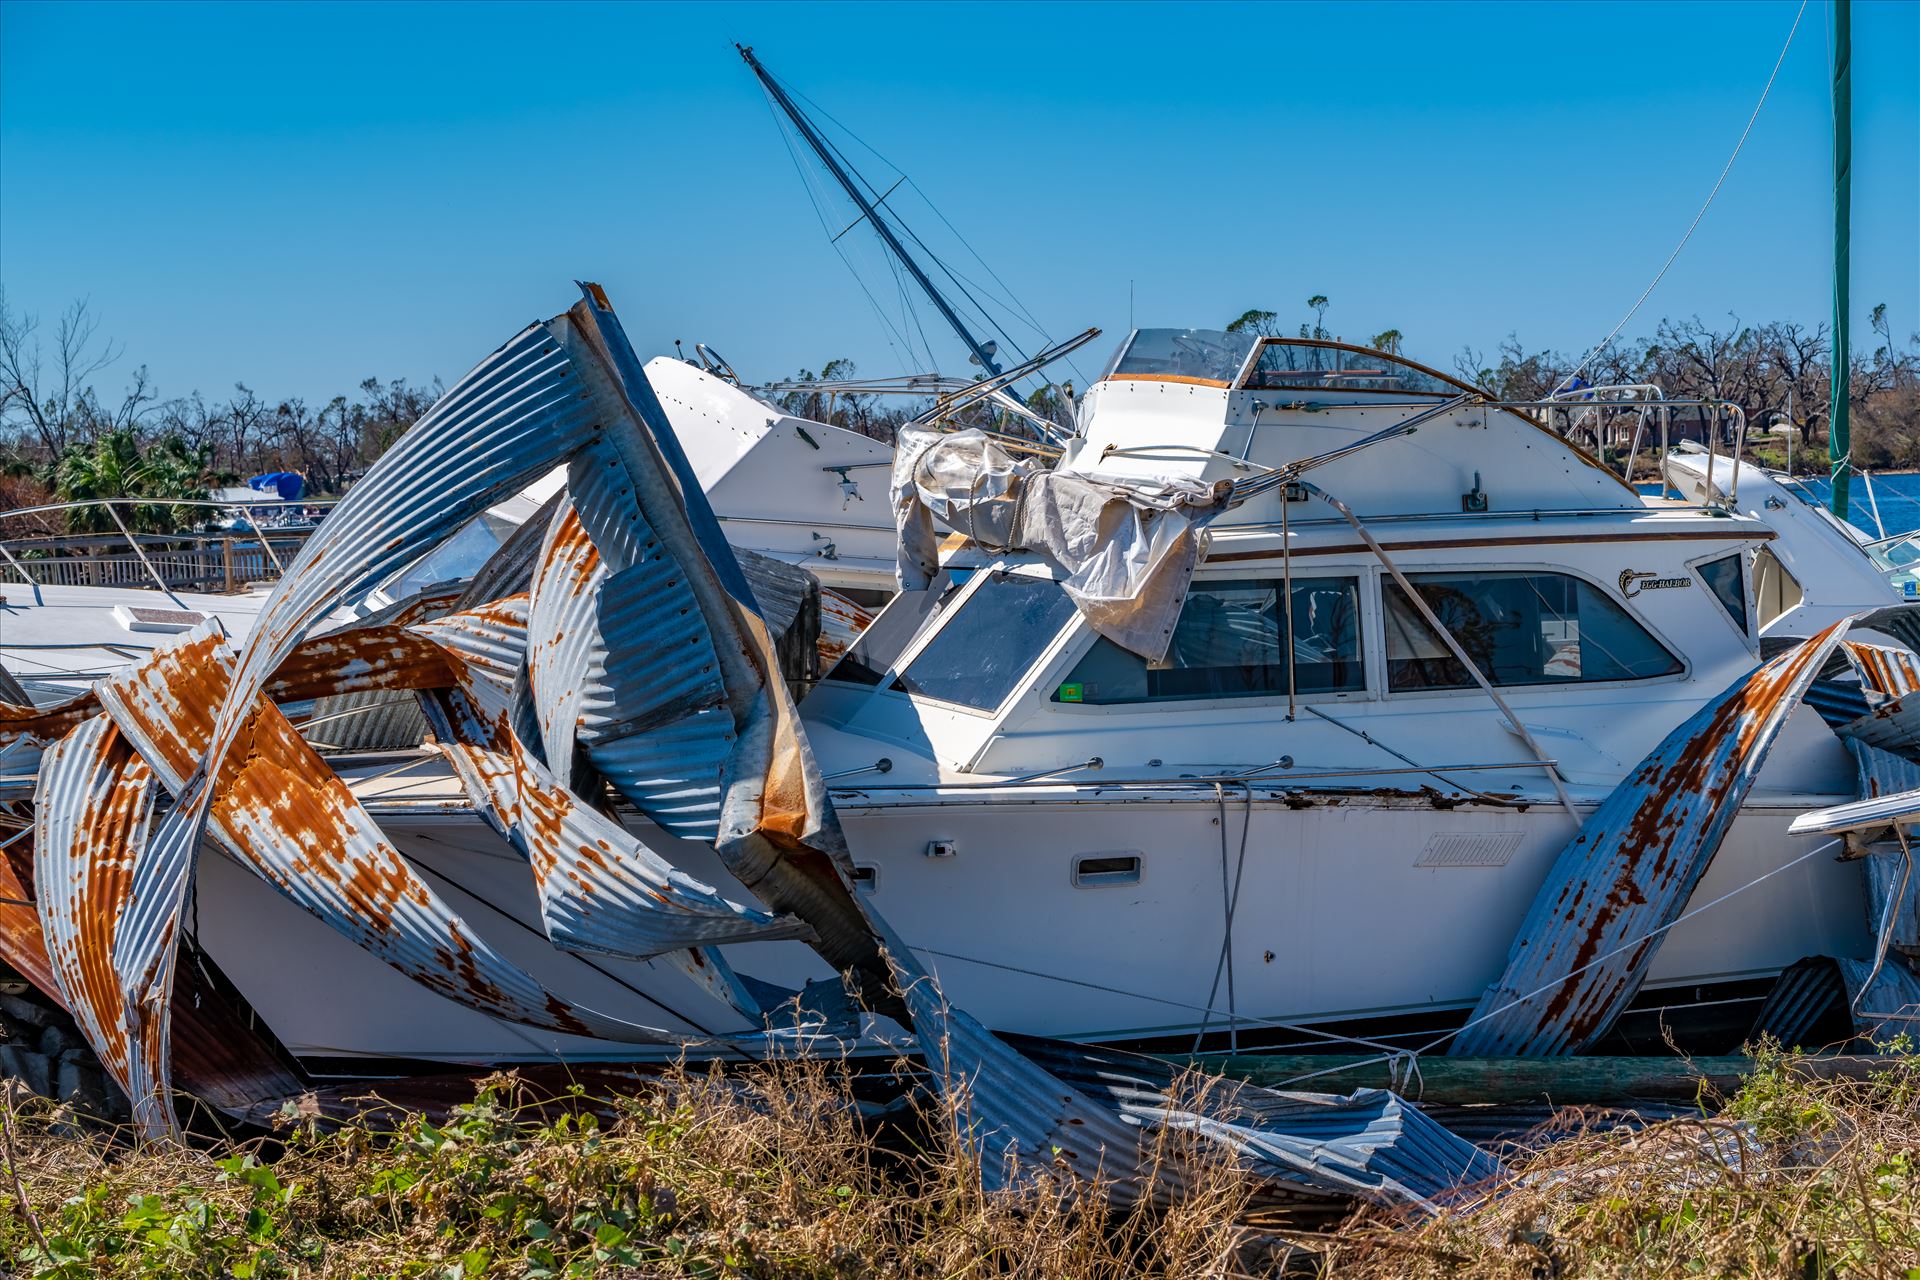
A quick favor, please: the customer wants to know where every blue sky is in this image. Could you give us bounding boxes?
[1,0,1914,406]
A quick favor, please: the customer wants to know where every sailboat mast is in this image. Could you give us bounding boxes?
[1828,0,1852,519]
[738,44,1005,377]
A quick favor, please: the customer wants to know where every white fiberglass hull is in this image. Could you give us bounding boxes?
[184,786,1866,1064]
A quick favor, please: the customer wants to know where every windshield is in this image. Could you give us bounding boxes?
[1104,329,1256,385]
[892,571,1080,711]
[1241,340,1472,395]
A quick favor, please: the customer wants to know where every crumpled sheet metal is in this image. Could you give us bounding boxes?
[1845,742,1920,956]
[890,424,1231,662]
[555,291,881,992]
[818,588,876,670]
[1843,640,1920,699]
[887,934,1495,1212]
[1453,619,1853,1057]
[0,827,61,1002]
[137,316,619,1008]
[93,622,673,1053]
[887,944,1159,1195]
[424,664,811,963]
[30,716,171,1133]
[524,500,726,789]
[1015,1038,1501,1212]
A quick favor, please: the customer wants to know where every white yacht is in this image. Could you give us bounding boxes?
[12,322,1895,1084]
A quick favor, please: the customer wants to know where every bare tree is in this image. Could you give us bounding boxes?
[0,292,153,457]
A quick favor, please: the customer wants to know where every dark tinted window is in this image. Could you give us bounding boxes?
[1054,577,1362,704]
[893,572,1079,711]
[1697,554,1748,633]
[1385,572,1681,691]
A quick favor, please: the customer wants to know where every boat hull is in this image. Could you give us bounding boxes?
[183,790,1868,1064]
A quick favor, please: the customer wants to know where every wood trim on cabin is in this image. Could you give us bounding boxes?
[1105,373,1233,389]
[1203,528,1775,564]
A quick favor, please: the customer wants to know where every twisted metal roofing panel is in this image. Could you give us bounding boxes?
[1015,1037,1501,1211]
[1452,619,1852,1056]
[426,660,810,961]
[30,715,171,1134]
[140,321,615,989]
[93,623,679,1048]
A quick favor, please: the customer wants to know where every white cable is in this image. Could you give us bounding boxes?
[1417,836,1842,1057]
[1567,0,1809,384]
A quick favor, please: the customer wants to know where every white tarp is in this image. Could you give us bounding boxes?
[891,426,1231,661]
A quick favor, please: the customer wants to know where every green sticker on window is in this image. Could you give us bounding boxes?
[1057,682,1084,703]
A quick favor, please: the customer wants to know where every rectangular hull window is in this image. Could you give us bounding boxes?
[1073,854,1143,886]
[1385,572,1682,690]
[1054,576,1362,704]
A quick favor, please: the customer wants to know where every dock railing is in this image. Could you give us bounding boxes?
[0,498,332,595]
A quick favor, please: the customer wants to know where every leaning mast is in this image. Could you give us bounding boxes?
[738,44,1006,378]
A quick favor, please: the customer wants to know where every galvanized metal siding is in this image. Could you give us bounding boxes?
[1843,742,1920,1002]
[145,324,615,982]
[93,624,677,1046]
[31,716,158,1125]
[427,657,810,961]
[1017,1038,1502,1210]
[1453,620,1852,1056]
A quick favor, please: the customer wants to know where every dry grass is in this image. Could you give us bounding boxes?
[0,1045,1913,1279]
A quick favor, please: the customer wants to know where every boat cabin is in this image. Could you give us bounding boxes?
[802,333,1852,803]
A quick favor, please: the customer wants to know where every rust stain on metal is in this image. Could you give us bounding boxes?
[1453,619,1852,1056]
[92,626,652,1041]
[32,716,159,1120]
[1843,641,1920,699]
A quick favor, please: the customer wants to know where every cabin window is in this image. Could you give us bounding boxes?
[1385,572,1682,691]
[892,571,1079,711]
[1053,576,1363,704]
[1697,554,1749,634]
[826,575,964,687]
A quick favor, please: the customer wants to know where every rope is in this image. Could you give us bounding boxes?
[1567,0,1809,384]
[1852,823,1915,1019]
[1191,783,1254,1052]
[1414,835,1844,1058]
[1258,835,1845,1092]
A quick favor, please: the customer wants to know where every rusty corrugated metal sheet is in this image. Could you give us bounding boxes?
[1015,1037,1501,1211]
[818,587,876,670]
[1843,640,1920,698]
[411,594,529,729]
[0,689,102,752]
[888,947,1151,1193]
[556,289,886,997]
[137,319,619,988]
[31,716,174,1134]
[94,623,681,1049]
[1829,641,1920,762]
[525,497,727,794]
[0,827,61,1003]
[890,935,1495,1210]
[425,660,812,962]
[1452,619,1853,1057]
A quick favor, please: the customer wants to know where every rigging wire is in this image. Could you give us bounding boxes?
[765,67,1079,390]
[760,92,922,375]
[1566,0,1809,385]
